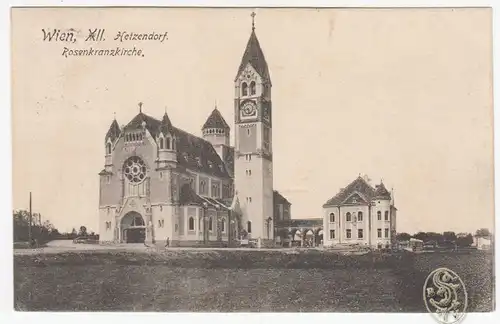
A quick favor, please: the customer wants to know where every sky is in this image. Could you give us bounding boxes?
[11,8,493,234]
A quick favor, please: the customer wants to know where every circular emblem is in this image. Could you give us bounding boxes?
[423,268,468,324]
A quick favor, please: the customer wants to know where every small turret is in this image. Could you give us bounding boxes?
[156,110,177,168]
[202,106,230,163]
[374,181,391,200]
[104,117,121,172]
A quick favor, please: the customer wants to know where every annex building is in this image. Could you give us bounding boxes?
[322,175,397,248]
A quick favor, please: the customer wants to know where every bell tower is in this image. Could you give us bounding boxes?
[234,12,274,241]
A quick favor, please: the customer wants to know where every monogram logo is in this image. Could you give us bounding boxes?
[423,268,468,324]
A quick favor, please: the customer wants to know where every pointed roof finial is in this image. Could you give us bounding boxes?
[214,99,218,109]
[138,102,143,113]
[113,111,116,120]
[251,11,256,31]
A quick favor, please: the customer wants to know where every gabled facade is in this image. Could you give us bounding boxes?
[322,175,397,248]
[99,108,236,246]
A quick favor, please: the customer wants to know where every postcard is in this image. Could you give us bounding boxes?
[11,7,494,318]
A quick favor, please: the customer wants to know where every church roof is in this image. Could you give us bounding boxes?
[235,29,271,83]
[221,145,235,177]
[179,184,234,209]
[323,176,393,207]
[179,184,205,206]
[202,108,230,130]
[122,111,231,179]
[105,119,121,143]
[123,112,162,138]
[274,191,291,206]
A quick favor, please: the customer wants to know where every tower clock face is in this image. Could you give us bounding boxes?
[240,101,257,118]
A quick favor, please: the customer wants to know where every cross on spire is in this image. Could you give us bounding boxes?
[251,11,256,30]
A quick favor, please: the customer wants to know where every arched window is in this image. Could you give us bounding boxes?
[172,139,175,150]
[166,137,171,150]
[250,81,256,95]
[208,217,213,231]
[200,181,206,195]
[329,213,335,222]
[247,221,252,233]
[242,82,248,96]
[188,217,195,231]
[221,218,226,232]
[384,211,389,221]
[358,211,363,222]
[106,143,111,155]
[346,212,351,222]
[159,137,164,149]
[377,211,382,220]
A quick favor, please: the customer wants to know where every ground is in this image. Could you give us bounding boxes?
[13,242,494,312]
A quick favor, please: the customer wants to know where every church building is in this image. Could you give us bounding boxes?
[98,14,279,246]
[322,175,397,248]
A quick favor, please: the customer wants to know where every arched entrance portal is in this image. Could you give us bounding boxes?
[121,211,146,243]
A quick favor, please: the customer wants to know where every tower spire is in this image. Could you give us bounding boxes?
[251,11,256,31]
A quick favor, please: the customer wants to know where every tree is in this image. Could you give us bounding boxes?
[79,226,87,237]
[396,232,412,241]
[475,228,491,238]
[13,209,60,243]
[456,233,473,247]
[443,231,457,243]
[414,232,427,242]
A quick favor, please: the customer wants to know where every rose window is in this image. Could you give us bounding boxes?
[123,156,146,183]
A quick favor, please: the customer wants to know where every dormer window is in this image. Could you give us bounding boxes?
[250,81,256,95]
[242,82,248,96]
[106,142,112,155]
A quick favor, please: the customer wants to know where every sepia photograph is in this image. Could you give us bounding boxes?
[11,6,495,316]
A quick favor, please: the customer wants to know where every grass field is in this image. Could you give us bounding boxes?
[13,249,494,312]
